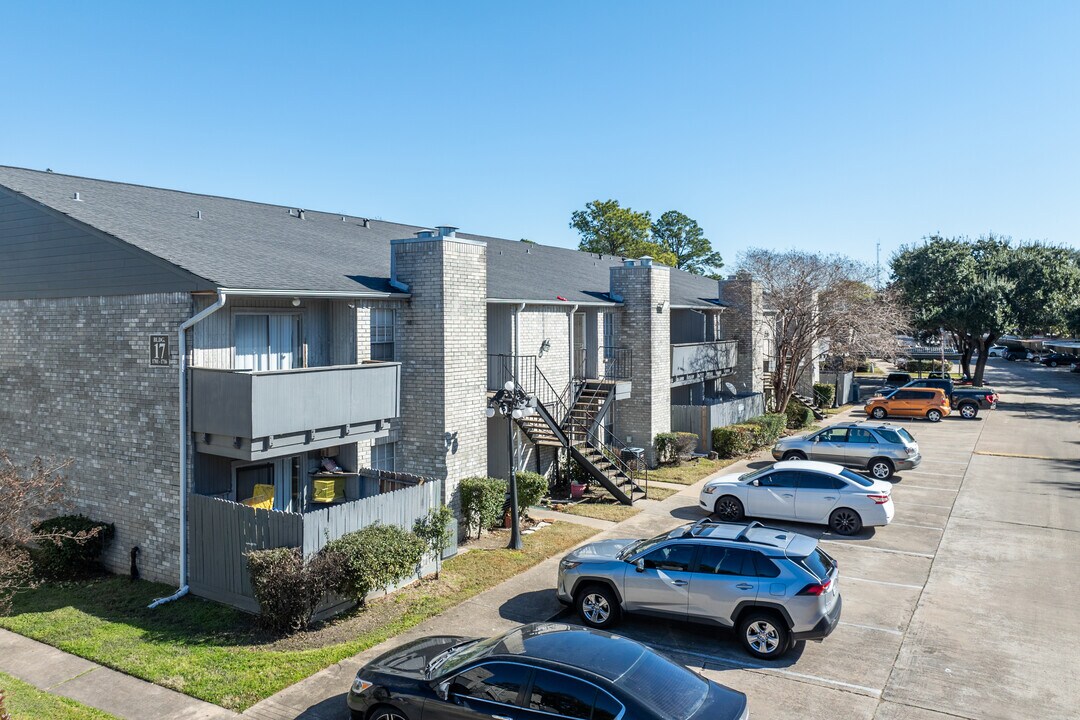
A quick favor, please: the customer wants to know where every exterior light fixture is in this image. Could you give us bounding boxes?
[291,297,301,307]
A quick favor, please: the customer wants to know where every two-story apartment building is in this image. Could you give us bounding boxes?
[0,166,764,597]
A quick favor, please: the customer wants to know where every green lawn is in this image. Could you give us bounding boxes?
[0,671,118,720]
[644,485,679,501]
[564,502,642,523]
[647,457,735,485]
[0,521,597,712]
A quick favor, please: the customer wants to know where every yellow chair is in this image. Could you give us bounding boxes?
[313,477,344,503]
[242,483,275,510]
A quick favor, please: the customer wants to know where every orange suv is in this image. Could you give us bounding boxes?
[864,387,951,422]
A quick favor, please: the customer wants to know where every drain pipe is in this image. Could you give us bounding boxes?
[150,290,228,609]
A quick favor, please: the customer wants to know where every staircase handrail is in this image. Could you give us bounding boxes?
[564,414,647,496]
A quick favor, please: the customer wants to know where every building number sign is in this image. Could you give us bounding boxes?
[150,334,170,366]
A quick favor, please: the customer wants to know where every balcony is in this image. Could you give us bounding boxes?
[191,363,400,461]
[671,340,738,385]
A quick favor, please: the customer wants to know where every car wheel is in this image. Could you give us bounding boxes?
[714,495,745,522]
[959,403,978,419]
[369,707,408,720]
[927,409,942,422]
[782,450,807,461]
[871,407,887,419]
[868,458,894,480]
[739,611,791,659]
[1050,361,1058,367]
[576,584,620,629]
[829,507,863,535]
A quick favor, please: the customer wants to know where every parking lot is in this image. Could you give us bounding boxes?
[554,358,1080,719]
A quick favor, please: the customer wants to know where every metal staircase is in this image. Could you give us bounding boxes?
[790,392,826,420]
[489,354,644,505]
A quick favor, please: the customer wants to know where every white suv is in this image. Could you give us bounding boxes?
[699,460,894,535]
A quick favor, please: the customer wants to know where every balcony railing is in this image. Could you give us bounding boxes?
[191,362,400,461]
[671,340,738,384]
[574,346,633,381]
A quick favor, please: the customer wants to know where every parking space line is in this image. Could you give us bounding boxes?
[819,540,935,558]
[652,644,883,697]
[844,576,923,590]
[889,521,944,531]
[902,472,966,479]
[840,621,903,636]
[894,484,957,492]
[899,501,954,509]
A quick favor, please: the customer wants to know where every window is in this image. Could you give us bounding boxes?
[371,442,395,472]
[640,544,696,572]
[758,471,797,488]
[527,670,595,719]
[235,314,300,371]
[839,468,875,487]
[592,690,623,720]
[449,663,530,706]
[752,552,781,578]
[614,649,708,720]
[370,308,395,361]
[847,429,877,444]
[602,312,614,359]
[817,428,849,442]
[796,472,845,490]
[696,546,753,576]
[893,390,916,400]
[795,548,837,582]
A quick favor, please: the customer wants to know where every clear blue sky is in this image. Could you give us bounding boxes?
[2,1,1077,267]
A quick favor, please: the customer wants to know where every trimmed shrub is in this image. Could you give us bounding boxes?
[459,476,507,538]
[246,547,342,633]
[653,432,679,464]
[30,515,115,578]
[674,432,699,458]
[712,424,758,458]
[413,505,456,579]
[514,472,548,516]
[747,413,786,446]
[324,523,425,604]
[813,383,836,408]
[785,402,814,429]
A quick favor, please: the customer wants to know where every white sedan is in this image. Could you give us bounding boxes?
[699,460,894,536]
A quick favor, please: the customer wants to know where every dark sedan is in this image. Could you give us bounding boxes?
[1040,353,1077,368]
[347,622,748,720]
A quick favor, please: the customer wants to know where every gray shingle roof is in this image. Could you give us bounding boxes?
[0,166,724,307]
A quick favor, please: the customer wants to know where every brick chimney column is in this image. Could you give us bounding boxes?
[719,273,765,396]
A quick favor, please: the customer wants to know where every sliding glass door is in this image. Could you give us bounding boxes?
[235,314,300,371]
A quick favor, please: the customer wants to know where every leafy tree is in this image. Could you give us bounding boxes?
[651,210,723,275]
[570,200,676,266]
[413,505,455,579]
[737,250,908,413]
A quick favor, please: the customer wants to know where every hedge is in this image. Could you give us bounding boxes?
[323,523,425,604]
[459,476,507,538]
[712,424,759,458]
[746,413,786,445]
[246,547,342,632]
[813,383,836,408]
[30,515,115,578]
[786,402,814,429]
[654,431,700,465]
[514,471,548,516]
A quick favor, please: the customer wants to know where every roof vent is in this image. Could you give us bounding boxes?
[639,256,653,267]
[622,258,636,267]
[298,209,306,220]
[196,210,202,220]
[361,218,370,228]
[436,226,458,238]
[72,191,82,201]
[415,230,436,238]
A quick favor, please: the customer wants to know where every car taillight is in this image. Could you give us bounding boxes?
[866,494,890,504]
[797,580,832,596]
[985,394,996,403]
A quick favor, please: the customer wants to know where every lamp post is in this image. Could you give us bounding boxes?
[485,381,537,550]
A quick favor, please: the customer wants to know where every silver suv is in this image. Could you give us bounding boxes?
[771,421,920,480]
[556,519,842,659]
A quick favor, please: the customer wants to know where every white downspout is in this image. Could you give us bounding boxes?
[567,304,579,382]
[150,290,228,609]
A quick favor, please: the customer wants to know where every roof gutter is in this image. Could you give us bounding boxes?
[487,298,619,307]
[211,287,411,299]
[149,290,228,609]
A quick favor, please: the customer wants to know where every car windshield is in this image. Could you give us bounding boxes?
[897,428,915,442]
[739,467,772,483]
[616,531,670,560]
[434,637,498,676]
[612,646,709,720]
[840,468,874,487]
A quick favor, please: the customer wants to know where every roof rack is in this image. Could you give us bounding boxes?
[682,517,718,538]
[735,521,764,542]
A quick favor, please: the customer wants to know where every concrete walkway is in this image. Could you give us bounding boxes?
[0,628,238,720]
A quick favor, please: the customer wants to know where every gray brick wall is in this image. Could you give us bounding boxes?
[719,274,765,396]
[0,293,191,583]
[393,236,488,507]
[610,261,671,466]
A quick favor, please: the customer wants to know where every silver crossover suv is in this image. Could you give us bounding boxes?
[556,519,842,659]
[771,421,920,480]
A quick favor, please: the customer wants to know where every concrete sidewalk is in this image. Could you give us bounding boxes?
[0,628,237,720]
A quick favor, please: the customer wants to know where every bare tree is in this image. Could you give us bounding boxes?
[0,451,80,613]
[738,249,909,412]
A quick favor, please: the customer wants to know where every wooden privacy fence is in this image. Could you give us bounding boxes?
[188,478,450,613]
[671,392,766,453]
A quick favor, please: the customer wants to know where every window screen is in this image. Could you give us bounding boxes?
[370,308,395,361]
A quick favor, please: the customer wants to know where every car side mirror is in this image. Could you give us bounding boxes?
[635,559,645,573]
[751,479,760,486]
[434,680,450,702]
